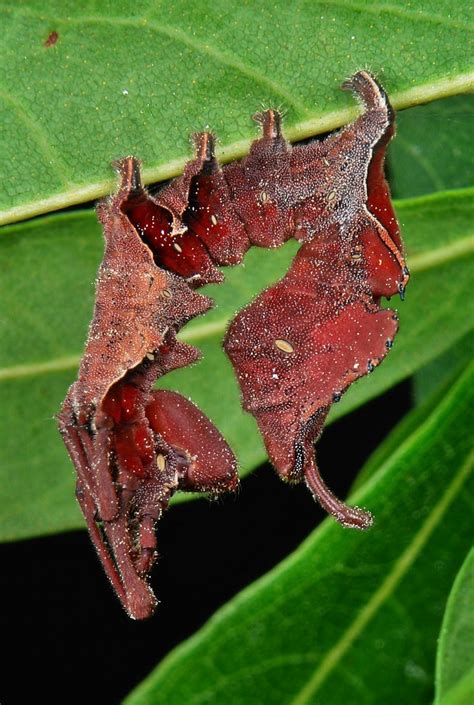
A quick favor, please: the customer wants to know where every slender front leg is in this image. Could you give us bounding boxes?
[75,480,130,610]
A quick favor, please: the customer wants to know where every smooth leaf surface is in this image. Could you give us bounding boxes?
[413,331,474,405]
[1,0,473,223]
[1,188,473,540]
[437,676,474,705]
[390,94,474,199]
[435,548,474,705]
[388,91,474,406]
[124,363,474,705]
[351,361,464,493]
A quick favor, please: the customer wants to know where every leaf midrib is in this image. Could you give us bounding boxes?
[290,449,474,705]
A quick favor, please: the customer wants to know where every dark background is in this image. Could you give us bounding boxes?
[0,381,410,705]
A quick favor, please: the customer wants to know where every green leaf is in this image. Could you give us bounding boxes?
[387,88,474,407]
[390,94,474,199]
[413,330,474,404]
[437,674,474,705]
[435,548,474,705]
[1,188,473,541]
[124,363,474,705]
[351,358,464,493]
[1,0,473,224]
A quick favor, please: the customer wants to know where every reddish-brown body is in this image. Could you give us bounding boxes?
[58,71,408,618]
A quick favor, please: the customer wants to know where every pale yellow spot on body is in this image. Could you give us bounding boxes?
[275,339,294,354]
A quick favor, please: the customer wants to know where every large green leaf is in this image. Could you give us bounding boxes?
[435,548,474,705]
[1,188,473,540]
[124,363,474,705]
[0,0,473,224]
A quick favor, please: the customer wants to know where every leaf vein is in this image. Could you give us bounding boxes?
[0,88,72,186]
[0,5,309,116]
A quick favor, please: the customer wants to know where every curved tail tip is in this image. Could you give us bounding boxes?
[304,456,374,531]
[335,504,374,531]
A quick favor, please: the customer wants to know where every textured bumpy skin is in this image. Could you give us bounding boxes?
[225,73,408,528]
[58,159,239,620]
[58,71,408,618]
